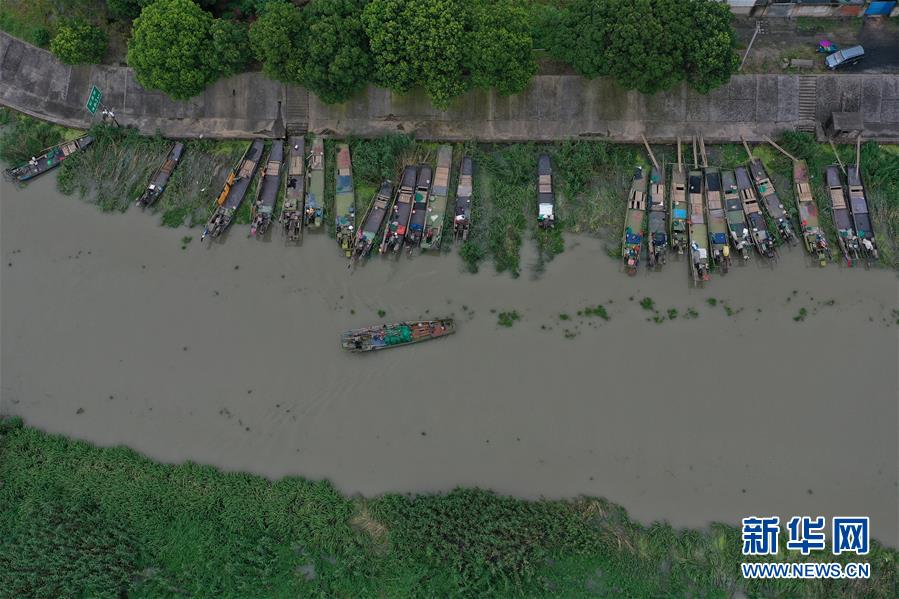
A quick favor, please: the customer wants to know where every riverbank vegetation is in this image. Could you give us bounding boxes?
[1,0,739,107]
[0,418,895,597]
[2,109,896,269]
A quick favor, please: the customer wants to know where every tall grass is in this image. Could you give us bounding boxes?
[0,418,896,598]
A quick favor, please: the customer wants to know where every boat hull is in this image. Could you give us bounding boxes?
[342,319,455,352]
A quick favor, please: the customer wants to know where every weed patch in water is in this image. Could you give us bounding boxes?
[706,298,718,307]
[497,310,521,327]
[582,305,609,320]
[377,309,386,318]
[667,308,678,320]
[684,308,700,319]
[794,307,808,322]
[640,297,655,311]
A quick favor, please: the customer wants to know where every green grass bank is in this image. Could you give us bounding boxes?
[0,418,895,598]
[2,108,897,271]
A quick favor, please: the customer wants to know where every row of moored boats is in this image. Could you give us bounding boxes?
[614,138,878,284]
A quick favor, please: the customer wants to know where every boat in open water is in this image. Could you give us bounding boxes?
[5,135,93,183]
[136,142,184,208]
[342,319,455,352]
[381,166,417,255]
[250,141,283,237]
[335,144,355,256]
[647,166,668,268]
[304,136,324,228]
[687,169,710,284]
[825,166,860,266]
[280,137,305,242]
[422,145,452,251]
[704,167,730,273]
[405,165,432,252]
[537,154,555,229]
[453,155,473,241]
[847,165,878,265]
[669,165,688,256]
[202,139,264,241]
[749,158,796,245]
[722,169,751,261]
[735,166,777,260]
[793,160,830,266]
[353,180,394,262]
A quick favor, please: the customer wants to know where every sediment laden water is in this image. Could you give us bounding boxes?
[1,176,897,545]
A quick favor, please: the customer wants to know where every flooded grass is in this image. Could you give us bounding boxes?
[3,419,895,598]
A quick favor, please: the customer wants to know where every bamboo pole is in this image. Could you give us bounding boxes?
[855,134,861,178]
[828,138,845,174]
[641,134,660,172]
[699,135,709,168]
[692,136,698,168]
[676,137,683,172]
[762,136,798,163]
[741,136,753,161]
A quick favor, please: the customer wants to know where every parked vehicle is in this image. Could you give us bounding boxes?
[825,45,864,70]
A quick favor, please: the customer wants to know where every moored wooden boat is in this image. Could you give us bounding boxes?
[847,165,878,265]
[304,136,325,228]
[335,144,355,256]
[687,169,710,284]
[250,141,283,237]
[622,166,647,275]
[537,154,555,229]
[453,155,473,241]
[793,160,830,266]
[722,169,751,262]
[735,166,777,260]
[353,180,394,262]
[749,158,797,245]
[422,144,452,251]
[136,141,184,208]
[669,166,688,256]
[5,135,93,183]
[342,319,455,352]
[825,165,860,266]
[280,137,305,242]
[201,139,264,241]
[704,167,730,273]
[405,165,432,252]
[381,166,417,255]
[647,166,668,268]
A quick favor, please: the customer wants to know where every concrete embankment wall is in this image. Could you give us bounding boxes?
[2,31,898,142]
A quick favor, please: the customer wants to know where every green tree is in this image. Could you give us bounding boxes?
[467,0,535,96]
[127,0,248,100]
[49,21,108,65]
[248,0,304,82]
[250,0,371,104]
[550,0,737,95]
[297,0,372,104]
[361,0,420,93]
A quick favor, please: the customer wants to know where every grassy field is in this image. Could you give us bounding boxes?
[0,417,895,598]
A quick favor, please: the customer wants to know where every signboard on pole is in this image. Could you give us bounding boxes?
[86,86,102,114]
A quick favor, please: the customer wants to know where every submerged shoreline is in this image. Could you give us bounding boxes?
[2,175,897,548]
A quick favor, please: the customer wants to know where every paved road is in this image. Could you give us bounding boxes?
[2,30,898,141]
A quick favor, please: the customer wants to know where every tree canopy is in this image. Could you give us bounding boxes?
[550,0,738,95]
[49,21,108,65]
[362,0,535,109]
[127,0,249,100]
[250,0,371,104]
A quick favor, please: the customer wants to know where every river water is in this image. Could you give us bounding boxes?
[2,176,897,545]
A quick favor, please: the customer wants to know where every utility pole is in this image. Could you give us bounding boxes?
[740,21,761,72]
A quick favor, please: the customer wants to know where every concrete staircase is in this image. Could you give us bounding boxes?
[797,76,817,134]
[285,85,309,134]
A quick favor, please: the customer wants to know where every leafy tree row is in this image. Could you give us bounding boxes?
[122,0,737,106]
[127,0,249,100]
[250,0,535,109]
[549,0,739,94]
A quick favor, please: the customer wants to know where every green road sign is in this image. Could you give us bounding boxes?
[86,86,102,114]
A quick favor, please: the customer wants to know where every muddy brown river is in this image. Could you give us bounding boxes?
[1,176,897,545]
